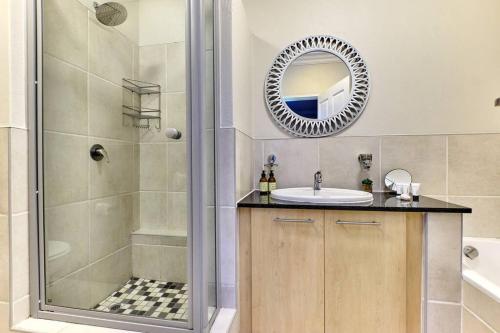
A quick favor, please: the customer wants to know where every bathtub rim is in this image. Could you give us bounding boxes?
[463,237,500,304]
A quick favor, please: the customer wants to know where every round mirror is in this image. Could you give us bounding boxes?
[282,51,351,120]
[265,36,370,137]
[384,169,412,190]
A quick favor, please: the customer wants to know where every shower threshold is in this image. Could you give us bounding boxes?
[93,277,188,321]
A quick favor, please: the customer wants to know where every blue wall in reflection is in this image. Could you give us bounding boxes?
[284,97,318,119]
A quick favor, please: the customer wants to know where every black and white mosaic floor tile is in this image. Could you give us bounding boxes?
[94,277,188,321]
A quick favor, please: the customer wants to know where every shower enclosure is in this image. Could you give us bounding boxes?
[28,0,218,332]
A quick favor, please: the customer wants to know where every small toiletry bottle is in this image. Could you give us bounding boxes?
[259,170,268,194]
[268,170,277,192]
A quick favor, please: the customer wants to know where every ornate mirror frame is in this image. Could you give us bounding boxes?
[264,35,370,137]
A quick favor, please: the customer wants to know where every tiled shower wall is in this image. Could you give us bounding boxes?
[131,0,189,283]
[42,0,139,309]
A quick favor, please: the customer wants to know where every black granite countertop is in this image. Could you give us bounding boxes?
[238,190,472,213]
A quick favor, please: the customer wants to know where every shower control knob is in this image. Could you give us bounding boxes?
[165,128,182,140]
[90,144,110,163]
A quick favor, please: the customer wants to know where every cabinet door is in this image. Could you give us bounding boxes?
[325,211,407,333]
[251,209,325,333]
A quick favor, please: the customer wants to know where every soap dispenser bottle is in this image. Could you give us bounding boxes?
[268,170,277,192]
[259,170,269,194]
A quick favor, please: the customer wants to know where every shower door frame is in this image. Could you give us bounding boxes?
[27,0,219,332]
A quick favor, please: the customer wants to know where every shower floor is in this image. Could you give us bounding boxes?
[94,277,188,321]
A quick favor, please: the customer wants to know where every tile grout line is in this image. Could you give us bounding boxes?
[462,305,498,333]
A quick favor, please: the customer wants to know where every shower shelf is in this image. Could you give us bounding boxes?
[122,79,161,129]
[123,111,160,120]
[122,79,161,95]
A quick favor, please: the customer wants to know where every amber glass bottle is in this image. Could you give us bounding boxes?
[259,170,268,194]
[268,170,277,192]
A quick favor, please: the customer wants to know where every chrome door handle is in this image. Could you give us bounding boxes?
[273,217,315,223]
[336,220,381,226]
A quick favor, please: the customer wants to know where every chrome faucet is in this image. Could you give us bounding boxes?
[463,245,479,260]
[314,171,322,191]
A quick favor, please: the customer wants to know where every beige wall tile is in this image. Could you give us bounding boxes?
[166,42,186,93]
[89,19,134,86]
[43,55,88,135]
[132,191,140,232]
[0,129,8,215]
[427,302,462,333]
[44,132,88,207]
[319,136,381,191]
[449,134,500,196]
[463,307,495,333]
[89,75,132,141]
[10,129,28,214]
[262,138,319,189]
[235,131,253,200]
[132,245,161,280]
[463,282,500,332]
[139,191,167,230]
[427,213,462,302]
[140,144,167,191]
[45,202,90,283]
[449,196,500,238]
[43,0,88,69]
[159,246,187,283]
[139,0,185,46]
[167,142,186,192]
[0,215,9,302]
[381,136,447,195]
[47,268,92,309]
[139,44,166,91]
[133,143,140,188]
[166,93,187,142]
[138,93,167,143]
[166,192,187,233]
[10,213,29,301]
[90,195,133,261]
[89,247,132,306]
[89,139,134,198]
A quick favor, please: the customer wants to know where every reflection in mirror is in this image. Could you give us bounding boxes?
[282,51,351,120]
[384,169,412,191]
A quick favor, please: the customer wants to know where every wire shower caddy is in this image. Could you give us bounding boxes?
[122,78,161,129]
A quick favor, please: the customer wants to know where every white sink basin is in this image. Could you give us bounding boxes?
[271,187,374,205]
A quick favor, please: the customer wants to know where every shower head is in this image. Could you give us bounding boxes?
[94,2,128,26]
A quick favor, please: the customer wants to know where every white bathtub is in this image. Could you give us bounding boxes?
[463,237,500,303]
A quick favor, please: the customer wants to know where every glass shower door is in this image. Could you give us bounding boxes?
[40,0,198,326]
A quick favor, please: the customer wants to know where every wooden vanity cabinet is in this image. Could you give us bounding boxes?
[238,208,423,333]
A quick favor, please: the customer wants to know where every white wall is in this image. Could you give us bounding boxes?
[231,0,253,137]
[240,0,500,139]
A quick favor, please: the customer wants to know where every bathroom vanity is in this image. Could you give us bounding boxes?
[237,191,471,333]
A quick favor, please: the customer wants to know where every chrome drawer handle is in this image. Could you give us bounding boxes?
[336,220,381,226]
[273,217,315,223]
